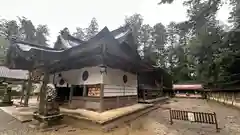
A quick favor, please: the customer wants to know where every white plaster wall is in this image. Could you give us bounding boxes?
[103,67,137,86]
[104,85,137,97]
[49,66,103,85]
[48,66,138,97]
[103,67,137,97]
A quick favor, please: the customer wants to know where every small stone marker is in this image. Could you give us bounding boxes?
[187,112,195,122]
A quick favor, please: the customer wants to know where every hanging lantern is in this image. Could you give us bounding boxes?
[100,66,107,74]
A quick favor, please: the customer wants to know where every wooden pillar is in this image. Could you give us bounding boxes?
[223,92,225,103]
[38,70,50,115]
[143,89,146,101]
[20,81,26,104]
[68,85,74,106]
[117,96,120,108]
[100,84,104,112]
[83,85,87,97]
[24,70,33,106]
[99,43,106,112]
[161,75,163,96]
[232,92,235,105]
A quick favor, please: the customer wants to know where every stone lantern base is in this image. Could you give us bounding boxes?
[31,101,63,129]
[0,85,13,107]
[0,100,13,107]
[32,112,63,128]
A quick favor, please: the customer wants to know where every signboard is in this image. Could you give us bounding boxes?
[88,87,100,97]
[187,112,195,122]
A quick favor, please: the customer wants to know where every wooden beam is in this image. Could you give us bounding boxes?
[100,84,104,112]
[23,70,32,106]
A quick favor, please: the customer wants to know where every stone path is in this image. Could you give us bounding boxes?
[0,109,33,135]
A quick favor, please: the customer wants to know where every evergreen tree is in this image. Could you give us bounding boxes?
[85,17,99,40]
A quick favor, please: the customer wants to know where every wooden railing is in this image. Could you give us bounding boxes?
[169,109,219,132]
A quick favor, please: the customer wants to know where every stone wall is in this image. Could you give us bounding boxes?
[70,96,138,112]
[102,96,138,111]
[70,97,101,111]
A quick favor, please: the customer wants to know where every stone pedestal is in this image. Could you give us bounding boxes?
[32,100,63,128]
[0,85,13,106]
[31,83,63,129]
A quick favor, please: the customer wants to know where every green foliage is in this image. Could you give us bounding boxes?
[1,0,239,89]
[0,17,50,64]
[158,0,174,4]
[125,14,144,50]
[72,17,99,41]
[73,27,86,41]
[35,25,49,45]
[85,17,99,40]
[0,36,9,64]
[157,0,240,88]
[0,16,50,44]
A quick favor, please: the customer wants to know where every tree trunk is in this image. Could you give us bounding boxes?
[38,70,49,115]
[24,71,33,106]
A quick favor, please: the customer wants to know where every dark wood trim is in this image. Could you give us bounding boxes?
[103,95,138,98]
[72,96,101,101]
[0,77,26,82]
[143,89,146,100]
[68,85,74,105]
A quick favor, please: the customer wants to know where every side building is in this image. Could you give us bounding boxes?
[0,66,28,92]
[173,84,203,98]
[138,68,173,102]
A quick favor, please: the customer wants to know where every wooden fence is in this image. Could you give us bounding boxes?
[169,109,219,132]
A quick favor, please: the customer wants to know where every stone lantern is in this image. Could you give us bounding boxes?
[0,82,13,106]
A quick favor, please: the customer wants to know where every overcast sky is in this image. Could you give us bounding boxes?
[0,0,231,45]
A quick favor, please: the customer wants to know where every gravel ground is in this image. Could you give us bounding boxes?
[148,98,240,135]
[1,98,240,135]
[0,109,33,135]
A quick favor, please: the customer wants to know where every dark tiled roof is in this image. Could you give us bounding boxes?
[0,66,28,80]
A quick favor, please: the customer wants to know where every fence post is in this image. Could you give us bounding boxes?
[232,92,235,105]
[213,112,219,132]
[169,109,173,125]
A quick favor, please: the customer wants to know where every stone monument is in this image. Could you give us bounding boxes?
[0,82,13,106]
